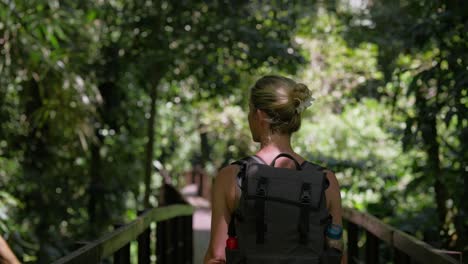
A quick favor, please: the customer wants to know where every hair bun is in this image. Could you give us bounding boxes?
[291,83,314,113]
[292,83,311,99]
[249,75,313,134]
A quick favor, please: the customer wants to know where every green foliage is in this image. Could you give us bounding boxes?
[305,0,467,250]
[0,0,466,262]
[0,0,311,262]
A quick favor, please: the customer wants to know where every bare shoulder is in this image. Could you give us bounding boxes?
[218,164,239,176]
[212,164,240,210]
[324,169,340,190]
[323,169,342,222]
[214,164,239,186]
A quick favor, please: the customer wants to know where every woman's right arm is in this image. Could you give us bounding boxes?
[0,236,20,264]
[204,165,238,264]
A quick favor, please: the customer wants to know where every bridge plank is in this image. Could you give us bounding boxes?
[52,204,194,264]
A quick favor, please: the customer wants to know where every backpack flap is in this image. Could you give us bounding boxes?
[234,158,330,260]
[244,163,326,210]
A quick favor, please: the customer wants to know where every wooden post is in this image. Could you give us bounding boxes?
[365,230,379,264]
[347,222,359,263]
[170,218,178,263]
[113,224,131,264]
[156,220,167,264]
[198,171,204,197]
[166,219,175,264]
[184,215,193,264]
[138,210,151,264]
[394,248,411,264]
[176,217,184,264]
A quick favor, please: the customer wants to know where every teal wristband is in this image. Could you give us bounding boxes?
[326,224,343,240]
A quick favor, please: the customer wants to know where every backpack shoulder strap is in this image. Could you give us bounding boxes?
[227,156,262,240]
[302,161,331,190]
[231,156,263,188]
[270,153,302,170]
[302,160,327,170]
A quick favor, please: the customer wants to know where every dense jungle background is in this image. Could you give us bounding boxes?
[0,0,467,263]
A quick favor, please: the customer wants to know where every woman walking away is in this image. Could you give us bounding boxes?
[205,75,344,264]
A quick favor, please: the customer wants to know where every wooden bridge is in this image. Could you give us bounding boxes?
[52,182,462,264]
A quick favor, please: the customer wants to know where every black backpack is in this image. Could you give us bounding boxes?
[226,153,342,264]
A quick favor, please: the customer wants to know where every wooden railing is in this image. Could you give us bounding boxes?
[343,207,461,264]
[53,184,194,264]
[156,183,195,264]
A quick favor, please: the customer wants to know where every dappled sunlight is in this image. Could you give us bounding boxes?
[0,0,465,262]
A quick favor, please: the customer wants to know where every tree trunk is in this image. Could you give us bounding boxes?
[143,81,159,208]
[21,79,51,263]
[87,135,103,229]
[455,92,468,250]
[415,84,449,243]
[197,129,211,196]
[87,81,118,230]
[422,115,448,233]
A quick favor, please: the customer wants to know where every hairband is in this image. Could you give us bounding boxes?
[295,96,315,114]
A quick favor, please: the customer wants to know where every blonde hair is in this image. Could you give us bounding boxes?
[250,75,313,134]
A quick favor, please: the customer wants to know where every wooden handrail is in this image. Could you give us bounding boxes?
[343,207,460,264]
[52,204,194,264]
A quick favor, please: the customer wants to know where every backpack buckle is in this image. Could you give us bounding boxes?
[256,177,268,197]
[300,195,311,205]
[298,183,312,244]
[300,183,311,205]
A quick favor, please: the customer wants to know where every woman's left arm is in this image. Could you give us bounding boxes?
[325,170,347,264]
[325,170,343,227]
